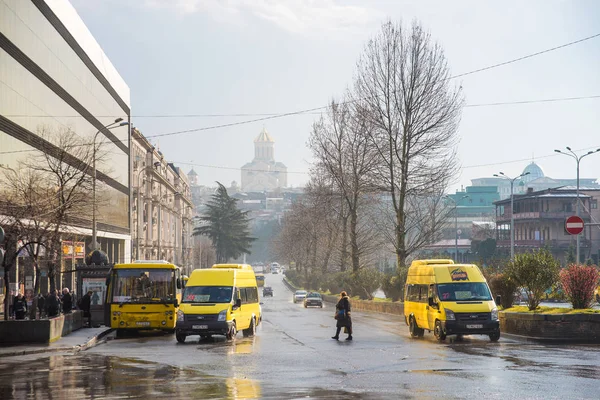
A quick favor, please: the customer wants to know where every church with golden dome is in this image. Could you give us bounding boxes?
[241,128,288,192]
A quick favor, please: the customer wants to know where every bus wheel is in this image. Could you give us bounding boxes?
[409,317,424,338]
[434,320,446,341]
[489,331,500,342]
[227,322,237,341]
[175,332,186,343]
[243,318,256,337]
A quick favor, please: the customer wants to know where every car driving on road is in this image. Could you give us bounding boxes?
[293,290,307,303]
[263,286,273,297]
[304,292,323,308]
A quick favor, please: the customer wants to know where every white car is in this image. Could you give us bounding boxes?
[293,290,307,303]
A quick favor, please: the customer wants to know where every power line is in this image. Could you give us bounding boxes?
[6,94,600,118]
[145,32,600,139]
[1,33,598,156]
[0,93,598,159]
[461,146,600,169]
[450,32,600,80]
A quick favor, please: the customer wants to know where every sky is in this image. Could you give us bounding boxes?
[69,0,600,192]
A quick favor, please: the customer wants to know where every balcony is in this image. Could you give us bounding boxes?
[496,210,591,223]
[497,238,591,249]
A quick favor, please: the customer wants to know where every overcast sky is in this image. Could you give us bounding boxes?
[70,0,600,192]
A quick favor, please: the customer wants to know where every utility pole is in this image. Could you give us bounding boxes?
[554,147,600,263]
[494,172,530,260]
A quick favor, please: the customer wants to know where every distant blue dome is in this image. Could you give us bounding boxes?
[522,162,544,182]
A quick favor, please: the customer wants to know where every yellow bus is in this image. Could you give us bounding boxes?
[176,264,261,342]
[105,260,183,334]
[255,273,265,287]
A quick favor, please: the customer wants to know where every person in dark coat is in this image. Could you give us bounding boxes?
[332,291,353,341]
[80,290,93,327]
[61,288,73,313]
[45,290,61,318]
[13,292,28,320]
[37,293,46,319]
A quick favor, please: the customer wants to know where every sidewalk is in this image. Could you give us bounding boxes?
[0,326,113,358]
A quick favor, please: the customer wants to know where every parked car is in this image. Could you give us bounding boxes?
[304,292,323,308]
[263,286,273,297]
[293,290,307,303]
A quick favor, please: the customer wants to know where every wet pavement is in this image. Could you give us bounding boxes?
[1,275,599,399]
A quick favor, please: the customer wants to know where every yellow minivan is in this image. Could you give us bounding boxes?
[175,264,262,343]
[404,259,500,342]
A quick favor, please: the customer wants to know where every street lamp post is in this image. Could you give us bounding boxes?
[135,166,148,260]
[446,195,469,262]
[554,147,600,263]
[157,191,180,261]
[494,171,530,260]
[92,118,128,251]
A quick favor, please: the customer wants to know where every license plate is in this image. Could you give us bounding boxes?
[466,324,483,329]
[192,324,208,330]
[136,321,150,327]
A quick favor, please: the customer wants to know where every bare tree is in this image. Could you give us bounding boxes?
[0,127,103,296]
[309,99,379,272]
[353,20,463,268]
[0,167,61,318]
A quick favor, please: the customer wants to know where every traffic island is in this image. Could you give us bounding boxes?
[499,310,600,343]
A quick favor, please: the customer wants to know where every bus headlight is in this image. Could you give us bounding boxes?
[491,307,499,321]
[177,310,185,322]
[444,308,455,321]
[218,309,227,322]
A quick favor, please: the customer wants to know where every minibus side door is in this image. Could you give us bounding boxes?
[427,284,439,331]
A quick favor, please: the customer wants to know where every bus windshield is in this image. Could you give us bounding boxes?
[437,282,492,302]
[111,268,176,304]
[183,286,232,303]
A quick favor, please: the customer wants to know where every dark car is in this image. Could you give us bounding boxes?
[304,292,323,308]
[263,286,273,297]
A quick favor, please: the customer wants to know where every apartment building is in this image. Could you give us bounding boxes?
[495,187,600,264]
[131,128,194,274]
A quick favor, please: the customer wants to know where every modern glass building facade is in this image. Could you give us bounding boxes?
[0,0,131,290]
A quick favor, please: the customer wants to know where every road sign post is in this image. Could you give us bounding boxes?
[565,216,584,235]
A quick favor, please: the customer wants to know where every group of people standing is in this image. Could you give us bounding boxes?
[11,288,92,325]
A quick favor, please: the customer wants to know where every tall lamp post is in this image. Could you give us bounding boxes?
[92,118,128,251]
[446,195,469,262]
[157,191,180,261]
[554,147,600,263]
[135,165,149,260]
[494,171,530,260]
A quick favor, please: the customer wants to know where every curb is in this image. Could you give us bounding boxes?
[0,328,113,358]
[500,331,600,344]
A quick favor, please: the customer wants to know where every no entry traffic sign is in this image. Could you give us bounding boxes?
[565,216,584,235]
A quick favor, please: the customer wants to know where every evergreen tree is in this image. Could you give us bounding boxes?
[193,182,255,263]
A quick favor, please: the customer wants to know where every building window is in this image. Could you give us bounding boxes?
[592,200,598,210]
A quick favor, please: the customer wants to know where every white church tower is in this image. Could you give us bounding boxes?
[241,128,287,192]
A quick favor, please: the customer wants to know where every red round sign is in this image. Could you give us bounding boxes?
[565,216,584,235]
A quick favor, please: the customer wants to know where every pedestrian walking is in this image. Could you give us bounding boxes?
[332,291,353,341]
[62,288,73,313]
[45,290,60,318]
[80,290,93,327]
[13,292,28,320]
[37,293,46,319]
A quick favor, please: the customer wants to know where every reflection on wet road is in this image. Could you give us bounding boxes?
[1,275,599,399]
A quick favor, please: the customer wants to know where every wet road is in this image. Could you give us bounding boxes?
[1,274,599,399]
